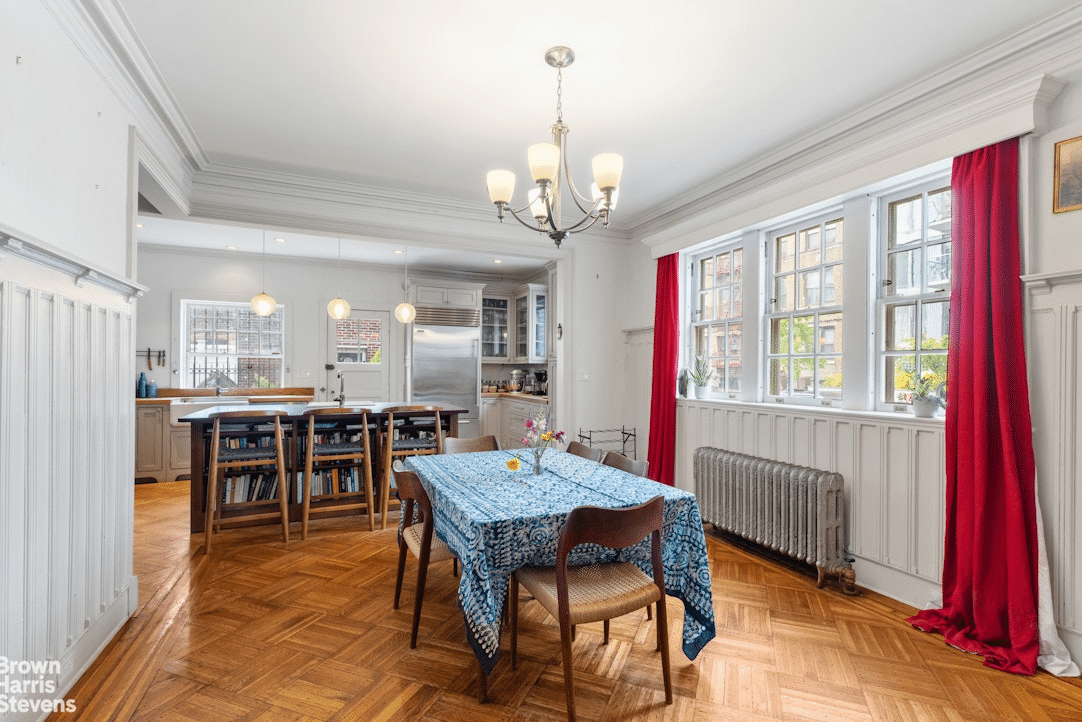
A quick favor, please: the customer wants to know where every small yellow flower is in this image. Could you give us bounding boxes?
[506,456,521,471]
[541,431,553,442]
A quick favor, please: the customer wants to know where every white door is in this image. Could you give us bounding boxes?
[325,311,390,404]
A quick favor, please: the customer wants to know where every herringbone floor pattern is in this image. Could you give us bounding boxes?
[52,481,1082,721]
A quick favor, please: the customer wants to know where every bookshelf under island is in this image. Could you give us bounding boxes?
[179,402,466,534]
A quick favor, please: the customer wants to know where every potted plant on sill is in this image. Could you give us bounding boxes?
[689,356,712,399]
[909,371,943,418]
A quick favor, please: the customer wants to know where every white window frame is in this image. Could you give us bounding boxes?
[688,239,746,399]
[763,212,845,406]
[179,299,286,389]
[875,178,951,412]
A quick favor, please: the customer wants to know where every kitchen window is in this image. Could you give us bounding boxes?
[877,182,951,410]
[765,215,844,403]
[180,300,285,389]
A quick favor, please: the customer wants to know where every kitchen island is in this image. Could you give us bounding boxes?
[178,402,466,533]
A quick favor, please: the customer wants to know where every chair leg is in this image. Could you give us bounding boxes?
[362,453,376,532]
[558,615,577,722]
[301,450,314,541]
[655,595,672,704]
[204,467,219,555]
[510,573,519,670]
[379,451,392,530]
[393,537,408,610]
[603,619,609,644]
[647,603,652,620]
[410,548,431,649]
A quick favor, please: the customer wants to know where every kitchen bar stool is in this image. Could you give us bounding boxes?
[301,407,377,538]
[204,410,290,554]
[378,405,444,529]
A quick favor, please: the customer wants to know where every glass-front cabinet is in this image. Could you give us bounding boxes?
[514,283,547,364]
[481,296,510,361]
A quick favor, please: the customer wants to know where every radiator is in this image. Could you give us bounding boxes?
[694,447,852,589]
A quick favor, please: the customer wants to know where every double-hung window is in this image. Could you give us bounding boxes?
[691,243,744,396]
[765,215,844,402]
[878,182,951,409]
[181,300,285,389]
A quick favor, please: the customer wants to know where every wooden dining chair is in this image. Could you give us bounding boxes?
[379,405,444,529]
[442,435,500,454]
[301,408,376,538]
[509,496,671,721]
[601,450,649,477]
[204,410,290,554]
[392,465,456,649]
[565,440,604,462]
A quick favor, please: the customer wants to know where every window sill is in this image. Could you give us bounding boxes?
[677,396,945,423]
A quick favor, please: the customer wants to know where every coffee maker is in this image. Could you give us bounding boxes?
[533,369,548,395]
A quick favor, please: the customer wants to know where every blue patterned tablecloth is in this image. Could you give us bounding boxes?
[405,449,716,675]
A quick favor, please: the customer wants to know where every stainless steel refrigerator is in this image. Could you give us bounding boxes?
[410,308,481,438]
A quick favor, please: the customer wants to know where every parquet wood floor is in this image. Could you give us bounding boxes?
[51,480,1082,721]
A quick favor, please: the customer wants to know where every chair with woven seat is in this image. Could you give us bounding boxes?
[301,407,376,538]
[565,440,604,463]
[392,464,456,648]
[601,450,649,477]
[510,496,671,721]
[379,405,444,529]
[442,435,500,454]
[204,410,290,554]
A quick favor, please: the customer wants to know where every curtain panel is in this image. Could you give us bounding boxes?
[647,254,679,486]
[907,137,1041,675]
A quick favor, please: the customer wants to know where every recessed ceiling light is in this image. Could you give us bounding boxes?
[275,237,286,243]
[135,223,144,228]
[393,249,404,255]
[226,245,237,251]
[494,259,503,264]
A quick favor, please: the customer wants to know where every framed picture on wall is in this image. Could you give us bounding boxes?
[1053,134,1082,213]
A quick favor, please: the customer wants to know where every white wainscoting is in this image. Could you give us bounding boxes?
[1024,269,1082,659]
[675,400,946,608]
[0,254,138,719]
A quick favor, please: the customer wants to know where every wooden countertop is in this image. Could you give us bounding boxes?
[482,392,549,403]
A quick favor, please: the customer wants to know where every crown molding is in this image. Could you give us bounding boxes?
[188,163,631,258]
[633,4,1082,255]
[47,0,203,213]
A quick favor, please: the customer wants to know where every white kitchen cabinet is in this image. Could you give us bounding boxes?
[136,402,193,483]
[502,398,549,450]
[481,397,499,438]
[481,295,511,361]
[513,283,547,364]
[413,281,482,309]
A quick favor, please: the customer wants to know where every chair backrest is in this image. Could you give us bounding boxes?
[384,406,444,455]
[304,408,372,454]
[565,440,603,463]
[443,435,500,454]
[392,466,434,531]
[601,451,649,478]
[555,496,666,593]
[210,409,287,440]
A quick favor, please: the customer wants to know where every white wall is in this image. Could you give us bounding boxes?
[0,3,142,720]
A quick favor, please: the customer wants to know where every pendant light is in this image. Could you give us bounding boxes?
[250,230,276,316]
[327,238,352,320]
[394,246,416,323]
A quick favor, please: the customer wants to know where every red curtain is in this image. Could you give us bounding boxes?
[647,254,679,486]
[907,137,1039,675]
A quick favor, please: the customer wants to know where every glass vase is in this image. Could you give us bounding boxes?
[532,448,543,475]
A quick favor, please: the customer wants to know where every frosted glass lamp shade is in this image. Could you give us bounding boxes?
[591,153,623,190]
[250,292,276,316]
[486,170,516,204]
[528,143,560,183]
[395,301,416,324]
[327,297,351,320]
[527,188,548,221]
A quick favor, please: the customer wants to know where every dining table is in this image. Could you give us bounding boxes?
[404,448,716,688]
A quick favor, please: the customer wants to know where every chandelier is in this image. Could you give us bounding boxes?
[486,46,622,249]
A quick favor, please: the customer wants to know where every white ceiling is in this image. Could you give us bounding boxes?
[122,0,1079,272]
